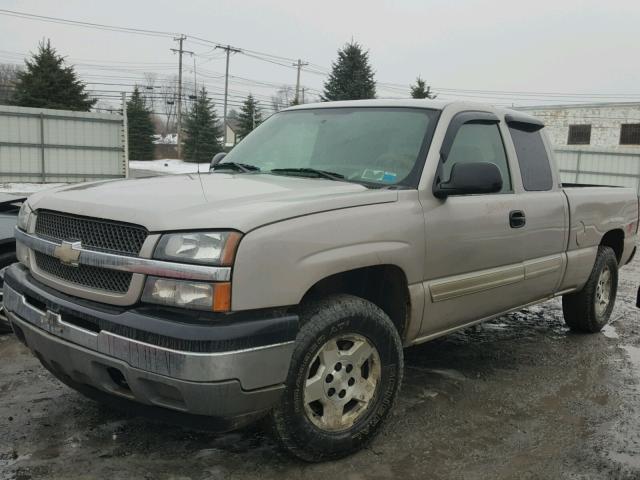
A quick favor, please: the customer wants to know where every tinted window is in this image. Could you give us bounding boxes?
[509,127,553,191]
[443,123,511,193]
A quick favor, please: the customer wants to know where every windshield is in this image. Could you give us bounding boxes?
[220,107,440,187]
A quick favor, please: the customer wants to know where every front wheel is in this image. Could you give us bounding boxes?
[270,294,403,462]
[562,246,618,333]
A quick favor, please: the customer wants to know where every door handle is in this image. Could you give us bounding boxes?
[509,210,526,228]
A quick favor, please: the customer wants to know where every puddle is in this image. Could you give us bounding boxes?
[483,322,510,331]
[610,451,640,470]
[422,368,467,382]
[602,324,620,339]
[622,345,640,370]
[0,452,32,469]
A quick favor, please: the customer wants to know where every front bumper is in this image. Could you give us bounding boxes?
[3,263,298,424]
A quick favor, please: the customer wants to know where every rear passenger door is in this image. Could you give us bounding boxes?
[504,115,568,302]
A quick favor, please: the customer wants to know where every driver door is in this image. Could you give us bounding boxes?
[419,112,527,337]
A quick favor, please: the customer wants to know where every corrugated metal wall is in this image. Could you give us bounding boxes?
[555,147,640,192]
[0,105,127,183]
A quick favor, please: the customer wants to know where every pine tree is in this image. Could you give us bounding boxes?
[410,76,437,99]
[126,86,155,160]
[322,42,376,101]
[183,87,223,162]
[12,39,96,111]
[237,94,263,140]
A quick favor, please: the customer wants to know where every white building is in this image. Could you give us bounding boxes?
[516,103,640,191]
[517,102,640,150]
[225,119,240,148]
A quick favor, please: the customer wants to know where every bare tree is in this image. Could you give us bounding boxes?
[270,85,294,112]
[142,72,158,111]
[0,64,21,105]
[157,75,178,136]
[227,108,239,121]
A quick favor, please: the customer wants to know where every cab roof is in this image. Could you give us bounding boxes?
[284,99,543,126]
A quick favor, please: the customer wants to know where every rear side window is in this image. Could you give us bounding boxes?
[508,127,553,191]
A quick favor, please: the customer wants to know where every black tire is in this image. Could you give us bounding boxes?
[0,250,17,334]
[270,294,403,462]
[562,246,618,333]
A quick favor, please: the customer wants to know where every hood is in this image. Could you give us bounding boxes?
[27,173,398,232]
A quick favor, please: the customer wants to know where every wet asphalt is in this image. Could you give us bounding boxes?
[2,259,640,480]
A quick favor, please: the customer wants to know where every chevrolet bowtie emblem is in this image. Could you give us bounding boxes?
[53,241,82,266]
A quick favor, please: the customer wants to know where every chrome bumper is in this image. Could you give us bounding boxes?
[8,312,285,418]
[3,282,294,390]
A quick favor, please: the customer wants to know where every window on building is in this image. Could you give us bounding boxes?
[620,124,640,145]
[567,124,591,145]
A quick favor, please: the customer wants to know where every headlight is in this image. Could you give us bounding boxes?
[154,231,241,266]
[17,202,32,231]
[142,276,231,312]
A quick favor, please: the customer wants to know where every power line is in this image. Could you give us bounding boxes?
[0,8,179,38]
[6,9,640,108]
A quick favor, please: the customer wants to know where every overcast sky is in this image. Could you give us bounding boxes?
[1,0,639,110]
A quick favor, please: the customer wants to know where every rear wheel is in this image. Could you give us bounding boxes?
[270,294,403,462]
[562,246,618,333]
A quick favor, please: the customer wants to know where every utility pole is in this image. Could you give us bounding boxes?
[215,44,242,147]
[122,92,129,178]
[301,87,306,104]
[171,35,193,158]
[193,55,197,95]
[293,59,308,105]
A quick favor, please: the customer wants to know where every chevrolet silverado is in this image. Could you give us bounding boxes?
[3,100,638,461]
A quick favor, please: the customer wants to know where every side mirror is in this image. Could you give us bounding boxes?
[434,162,503,198]
[210,152,227,171]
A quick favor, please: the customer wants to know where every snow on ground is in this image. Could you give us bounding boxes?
[129,159,210,174]
[0,182,67,195]
[0,159,208,196]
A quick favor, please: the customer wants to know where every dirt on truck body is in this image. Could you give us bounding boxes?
[2,99,639,462]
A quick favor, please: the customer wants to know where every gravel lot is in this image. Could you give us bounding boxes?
[2,258,640,480]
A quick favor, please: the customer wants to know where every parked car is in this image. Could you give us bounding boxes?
[0,194,24,333]
[3,100,638,461]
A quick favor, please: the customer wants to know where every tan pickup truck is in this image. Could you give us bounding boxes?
[3,100,638,461]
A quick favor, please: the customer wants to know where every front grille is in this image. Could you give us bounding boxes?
[34,252,132,294]
[35,210,148,256]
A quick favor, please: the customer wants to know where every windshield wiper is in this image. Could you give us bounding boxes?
[214,162,260,173]
[270,168,345,181]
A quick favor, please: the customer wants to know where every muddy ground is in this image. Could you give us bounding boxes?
[2,260,640,480]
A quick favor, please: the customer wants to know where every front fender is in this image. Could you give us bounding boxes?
[231,196,425,311]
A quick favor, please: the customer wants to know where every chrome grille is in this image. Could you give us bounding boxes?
[35,210,148,256]
[34,252,132,294]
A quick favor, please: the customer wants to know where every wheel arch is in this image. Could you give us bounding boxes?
[600,229,624,264]
[0,239,16,257]
[300,264,411,340]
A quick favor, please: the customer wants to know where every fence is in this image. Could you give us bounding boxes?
[554,147,640,193]
[0,104,127,183]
